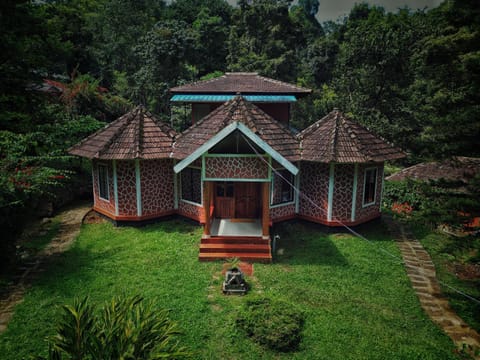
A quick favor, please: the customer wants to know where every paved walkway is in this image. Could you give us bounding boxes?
[0,202,91,333]
[384,215,480,359]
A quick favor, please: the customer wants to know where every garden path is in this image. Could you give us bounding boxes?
[0,201,91,333]
[384,215,480,359]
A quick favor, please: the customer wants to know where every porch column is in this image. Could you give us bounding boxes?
[203,181,211,237]
[262,182,270,237]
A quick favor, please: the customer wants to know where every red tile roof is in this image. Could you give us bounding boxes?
[68,105,176,160]
[170,72,311,96]
[172,96,300,161]
[386,157,480,183]
[297,109,406,163]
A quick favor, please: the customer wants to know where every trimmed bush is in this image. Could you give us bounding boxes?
[236,297,305,352]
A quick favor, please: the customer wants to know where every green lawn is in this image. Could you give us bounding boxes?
[0,218,460,359]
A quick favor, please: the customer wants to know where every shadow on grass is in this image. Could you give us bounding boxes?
[271,220,348,266]
[120,216,202,235]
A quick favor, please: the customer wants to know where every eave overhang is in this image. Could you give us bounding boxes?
[170,94,297,103]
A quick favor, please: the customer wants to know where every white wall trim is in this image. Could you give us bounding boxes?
[113,160,119,216]
[327,163,335,222]
[135,159,142,216]
[351,164,358,222]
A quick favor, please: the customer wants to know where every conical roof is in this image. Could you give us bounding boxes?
[172,96,300,161]
[68,105,176,160]
[297,109,405,163]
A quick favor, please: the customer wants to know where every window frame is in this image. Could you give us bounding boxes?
[362,167,378,207]
[180,166,202,205]
[270,168,295,207]
[97,163,110,201]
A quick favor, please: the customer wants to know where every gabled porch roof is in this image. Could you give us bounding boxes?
[172,96,300,175]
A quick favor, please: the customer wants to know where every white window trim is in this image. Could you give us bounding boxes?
[270,167,295,207]
[97,163,110,201]
[362,167,378,207]
[180,166,203,206]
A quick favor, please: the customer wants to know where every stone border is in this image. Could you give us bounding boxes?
[383,215,480,359]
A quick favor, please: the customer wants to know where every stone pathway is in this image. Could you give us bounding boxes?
[384,215,480,359]
[0,202,91,334]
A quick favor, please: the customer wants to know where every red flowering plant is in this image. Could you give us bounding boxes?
[391,202,413,217]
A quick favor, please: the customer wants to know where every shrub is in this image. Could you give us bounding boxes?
[35,295,190,360]
[236,297,305,352]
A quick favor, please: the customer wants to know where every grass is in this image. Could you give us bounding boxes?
[412,224,480,333]
[0,218,460,359]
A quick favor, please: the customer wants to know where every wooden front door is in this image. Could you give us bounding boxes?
[215,182,234,218]
[235,182,260,219]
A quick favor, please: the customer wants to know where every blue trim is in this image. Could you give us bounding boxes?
[171,94,297,103]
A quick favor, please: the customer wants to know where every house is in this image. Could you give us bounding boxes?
[69,73,405,262]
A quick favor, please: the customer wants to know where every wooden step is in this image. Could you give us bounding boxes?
[198,252,272,263]
[202,236,269,245]
[200,243,270,253]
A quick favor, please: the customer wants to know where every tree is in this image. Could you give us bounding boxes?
[329,5,427,152]
[132,20,196,114]
[409,0,480,158]
[227,0,299,81]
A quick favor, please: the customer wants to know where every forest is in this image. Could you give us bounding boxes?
[1,0,479,270]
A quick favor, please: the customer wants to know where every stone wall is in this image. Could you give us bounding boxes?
[117,161,137,217]
[141,159,175,216]
[204,156,268,180]
[332,164,354,222]
[298,162,329,221]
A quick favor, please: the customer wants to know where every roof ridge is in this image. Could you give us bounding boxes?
[134,108,143,158]
[94,107,137,158]
[173,97,233,144]
[341,116,367,161]
[170,73,227,91]
[255,74,311,93]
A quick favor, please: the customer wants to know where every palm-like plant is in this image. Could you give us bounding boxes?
[36,295,190,359]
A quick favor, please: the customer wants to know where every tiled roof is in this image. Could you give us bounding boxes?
[68,105,176,160]
[386,157,480,183]
[170,72,311,96]
[172,96,300,161]
[297,109,406,163]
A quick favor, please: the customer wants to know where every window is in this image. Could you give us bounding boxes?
[181,167,201,204]
[98,163,109,200]
[216,182,234,197]
[363,168,378,206]
[271,169,294,205]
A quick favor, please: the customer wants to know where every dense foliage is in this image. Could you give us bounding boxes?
[1,0,479,272]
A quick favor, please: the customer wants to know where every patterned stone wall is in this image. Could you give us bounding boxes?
[141,159,175,216]
[204,156,268,180]
[270,203,296,222]
[117,161,137,216]
[298,162,329,221]
[332,164,354,222]
[178,200,204,222]
[354,163,383,222]
[92,160,116,216]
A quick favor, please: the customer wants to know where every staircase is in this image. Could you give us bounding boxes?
[199,236,272,263]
